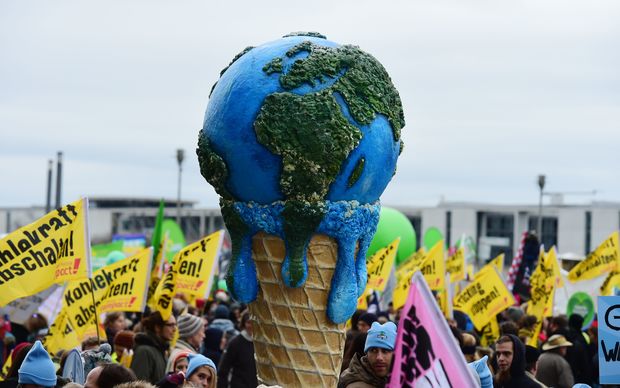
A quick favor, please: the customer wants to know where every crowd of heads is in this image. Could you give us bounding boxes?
[0,290,256,388]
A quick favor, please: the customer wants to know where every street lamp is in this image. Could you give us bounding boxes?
[537,174,546,238]
[176,149,185,224]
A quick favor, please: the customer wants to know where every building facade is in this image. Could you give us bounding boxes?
[2,198,619,265]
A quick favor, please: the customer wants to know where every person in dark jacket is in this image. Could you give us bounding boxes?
[493,334,539,388]
[217,313,256,388]
[202,328,224,367]
[565,314,593,385]
[130,312,176,384]
[338,322,397,388]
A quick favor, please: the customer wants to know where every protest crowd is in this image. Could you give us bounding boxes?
[0,200,618,388]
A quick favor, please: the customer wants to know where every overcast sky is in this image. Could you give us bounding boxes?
[1,0,619,209]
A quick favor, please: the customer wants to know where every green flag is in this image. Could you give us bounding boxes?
[151,200,165,262]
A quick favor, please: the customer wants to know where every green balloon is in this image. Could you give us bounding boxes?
[423,227,444,251]
[567,291,595,329]
[106,250,127,265]
[162,220,186,263]
[367,207,416,265]
[217,279,228,292]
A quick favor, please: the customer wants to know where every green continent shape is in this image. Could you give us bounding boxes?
[274,41,405,142]
[255,90,362,202]
[196,134,232,200]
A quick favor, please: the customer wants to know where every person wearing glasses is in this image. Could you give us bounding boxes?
[130,312,176,384]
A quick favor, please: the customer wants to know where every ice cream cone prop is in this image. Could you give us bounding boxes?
[250,232,346,387]
[197,33,405,387]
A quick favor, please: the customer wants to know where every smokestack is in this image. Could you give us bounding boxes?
[55,151,63,208]
[46,159,53,213]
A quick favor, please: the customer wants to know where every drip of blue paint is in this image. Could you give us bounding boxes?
[227,200,379,324]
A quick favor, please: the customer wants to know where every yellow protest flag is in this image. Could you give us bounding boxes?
[0,198,91,306]
[396,247,426,277]
[356,287,371,310]
[453,267,515,330]
[568,231,619,282]
[62,248,153,338]
[393,270,413,310]
[600,271,620,296]
[526,248,556,347]
[43,309,80,356]
[0,355,11,381]
[174,231,225,298]
[154,253,180,321]
[466,264,475,281]
[527,286,554,347]
[147,237,168,309]
[446,247,465,283]
[491,253,504,274]
[419,241,445,291]
[366,238,400,292]
[479,318,500,347]
[530,246,563,290]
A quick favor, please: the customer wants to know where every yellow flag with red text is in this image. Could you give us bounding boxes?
[366,238,400,292]
[454,267,515,330]
[174,230,225,298]
[0,198,91,306]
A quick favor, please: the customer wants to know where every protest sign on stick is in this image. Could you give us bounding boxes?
[388,271,477,387]
[366,238,400,292]
[62,248,152,338]
[0,198,91,306]
[569,232,619,282]
[454,266,515,330]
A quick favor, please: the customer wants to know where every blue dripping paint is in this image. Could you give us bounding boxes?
[228,200,379,324]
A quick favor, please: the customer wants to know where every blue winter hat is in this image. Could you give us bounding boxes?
[364,321,397,352]
[468,355,492,388]
[186,353,217,378]
[18,341,57,387]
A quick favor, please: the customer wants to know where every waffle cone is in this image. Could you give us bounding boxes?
[249,232,346,388]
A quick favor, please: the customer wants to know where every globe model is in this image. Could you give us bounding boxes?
[197,32,404,206]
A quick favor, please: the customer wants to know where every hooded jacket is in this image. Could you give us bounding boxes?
[338,354,387,388]
[130,331,168,384]
[494,334,539,388]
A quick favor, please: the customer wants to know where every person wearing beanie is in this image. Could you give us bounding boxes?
[565,314,593,385]
[339,321,397,388]
[208,306,236,339]
[17,341,57,388]
[356,313,377,334]
[524,345,547,388]
[165,314,205,373]
[202,328,224,367]
[217,312,256,388]
[185,354,217,388]
[468,355,493,388]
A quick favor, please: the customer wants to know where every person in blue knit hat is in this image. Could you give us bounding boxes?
[339,321,397,388]
[17,341,57,388]
[185,353,217,388]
